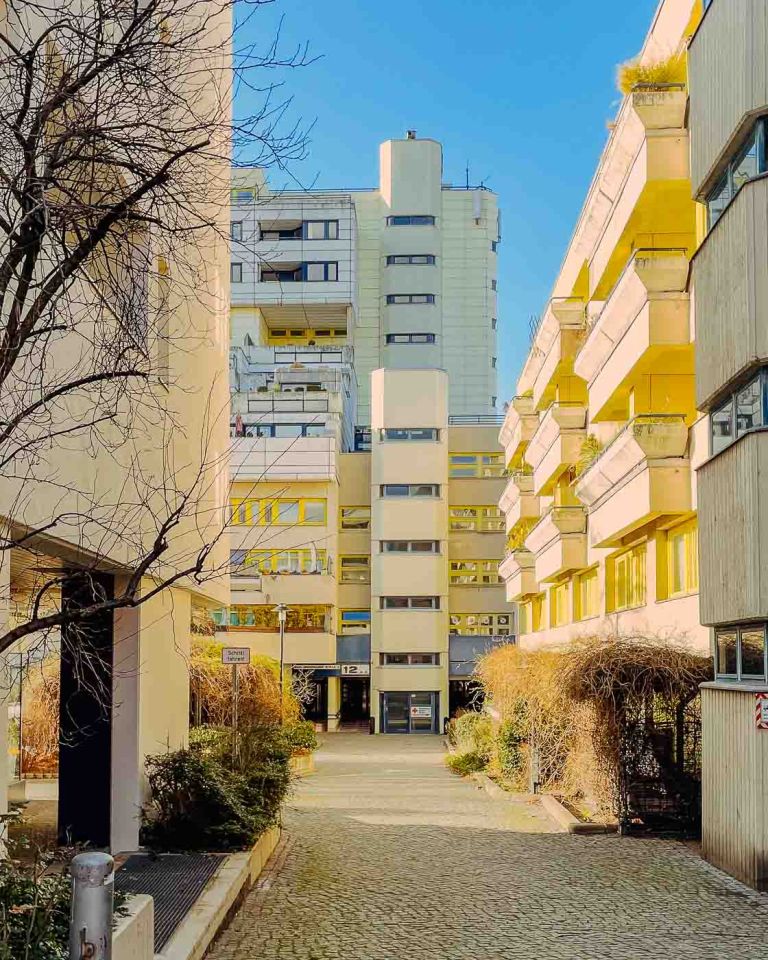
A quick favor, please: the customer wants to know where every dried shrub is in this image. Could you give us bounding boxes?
[19,660,59,777]
[189,639,300,728]
[617,52,686,95]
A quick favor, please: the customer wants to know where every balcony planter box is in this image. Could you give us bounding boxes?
[631,86,687,130]
[499,549,537,602]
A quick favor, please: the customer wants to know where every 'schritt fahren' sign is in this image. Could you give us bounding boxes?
[222,647,251,665]
[756,693,768,730]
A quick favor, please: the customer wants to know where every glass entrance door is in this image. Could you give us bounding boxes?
[382,692,439,733]
[382,692,410,733]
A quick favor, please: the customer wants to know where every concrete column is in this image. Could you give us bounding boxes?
[58,572,115,848]
[327,676,341,732]
[111,584,192,853]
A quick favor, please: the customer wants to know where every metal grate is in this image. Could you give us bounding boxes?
[115,853,224,951]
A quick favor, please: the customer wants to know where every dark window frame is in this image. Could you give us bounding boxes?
[386,293,436,305]
[380,428,439,442]
[710,368,768,456]
[706,117,768,229]
[386,215,436,226]
[230,262,243,283]
[715,624,768,682]
[380,596,441,610]
[384,333,436,345]
[386,254,437,265]
[380,540,440,554]
[380,483,440,498]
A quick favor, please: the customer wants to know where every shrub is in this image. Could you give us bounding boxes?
[496,706,529,780]
[0,859,70,960]
[446,751,487,777]
[449,711,493,760]
[283,720,318,754]
[142,724,293,852]
[617,53,686,95]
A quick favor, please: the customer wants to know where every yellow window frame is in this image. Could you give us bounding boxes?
[338,608,372,633]
[609,543,646,612]
[449,505,504,532]
[339,555,371,583]
[339,505,371,530]
[550,581,570,627]
[666,520,699,598]
[449,559,500,584]
[574,567,599,621]
[449,452,505,478]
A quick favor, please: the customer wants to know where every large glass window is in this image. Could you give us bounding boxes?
[380,484,440,498]
[339,609,371,634]
[706,118,768,228]
[340,556,370,583]
[449,453,505,478]
[715,625,767,682]
[305,220,339,240]
[449,560,500,585]
[666,521,699,598]
[574,568,599,620]
[380,428,439,442]
[340,506,370,530]
[449,506,504,532]
[710,369,768,455]
[386,215,436,226]
[381,596,440,610]
[609,543,646,612]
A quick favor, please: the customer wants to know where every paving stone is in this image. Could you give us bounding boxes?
[208,734,768,960]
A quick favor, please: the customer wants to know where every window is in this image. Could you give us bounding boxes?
[340,556,370,583]
[260,222,302,240]
[380,484,440,498]
[385,333,436,344]
[491,318,497,330]
[380,427,439,442]
[449,613,512,636]
[550,581,570,627]
[386,254,436,265]
[608,543,646,612]
[340,506,370,530]
[305,220,338,240]
[450,560,500,585]
[522,594,545,633]
[666,521,699,598]
[706,117,768,228]
[381,541,440,553]
[381,596,440,610]
[230,262,243,283]
[340,609,371,634]
[574,568,599,620]
[233,189,253,204]
[231,221,243,242]
[233,423,329,439]
[715,625,767,682]
[710,369,768,454]
[386,215,436,226]
[380,653,440,665]
[449,505,504,532]
[386,294,435,305]
[261,264,302,282]
[228,605,328,631]
[240,549,327,575]
[230,497,326,526]
[449,453,505,478]
[491,280,497,291]
[305,262,338,282]
[491,241,498,253]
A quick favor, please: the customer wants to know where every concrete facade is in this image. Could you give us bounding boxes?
[689,0,768,890]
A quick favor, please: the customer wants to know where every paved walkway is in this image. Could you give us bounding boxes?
[210,734,768,960]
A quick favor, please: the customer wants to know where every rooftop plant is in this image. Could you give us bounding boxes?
[617,52,686,95]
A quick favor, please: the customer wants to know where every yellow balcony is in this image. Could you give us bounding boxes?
[525,506,587,584]
[575,415,691,548]
[498,395,538,467]
[531,299,586,410]
[589,129,694,302]
[499,549,537,602]
[499,473,539,535]
[525,403,587,496]
[574,250,692,421]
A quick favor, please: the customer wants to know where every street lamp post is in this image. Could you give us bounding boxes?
[275,603,287,721]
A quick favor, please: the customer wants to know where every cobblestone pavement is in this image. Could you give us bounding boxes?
[209,734,768,960]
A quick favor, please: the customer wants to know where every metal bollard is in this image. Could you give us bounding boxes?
[69,851,114,960]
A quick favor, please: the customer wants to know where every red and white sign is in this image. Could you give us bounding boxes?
[755,693,768,730]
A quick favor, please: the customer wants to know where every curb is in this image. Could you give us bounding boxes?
[155,826,282,960]
[538,793,616,835]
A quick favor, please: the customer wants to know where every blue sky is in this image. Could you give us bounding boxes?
[234,0,660,404]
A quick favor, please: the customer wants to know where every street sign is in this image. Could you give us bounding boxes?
[341,664,370,676]
[756,693,768,730]
[222,647,251,665]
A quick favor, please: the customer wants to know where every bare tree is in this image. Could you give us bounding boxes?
[0,0,312,658]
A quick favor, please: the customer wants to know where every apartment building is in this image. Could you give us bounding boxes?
[688,0,768,890]
[498,0,708,654]
[220,136,512,734]
[230,133,500,423]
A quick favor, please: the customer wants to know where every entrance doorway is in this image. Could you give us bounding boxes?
[340,677,370,729]
[381,692,439,734]
[299,673,328,727]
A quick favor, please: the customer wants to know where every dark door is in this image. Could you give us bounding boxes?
[341,677,370,725]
